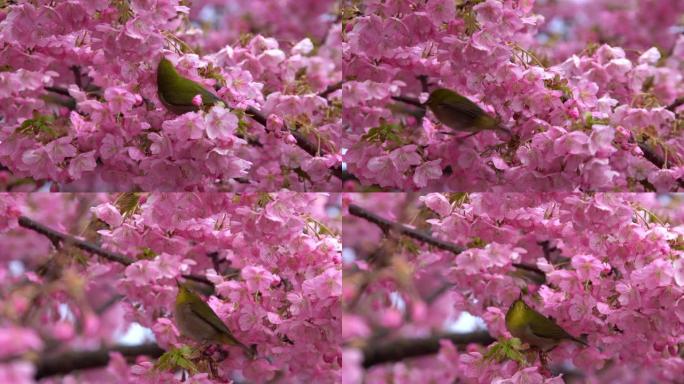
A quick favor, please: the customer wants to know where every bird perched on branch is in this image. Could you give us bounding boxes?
[157,57,222,114]
[505,296,587,352]
[174,281,255,358]
[425,88,510,137]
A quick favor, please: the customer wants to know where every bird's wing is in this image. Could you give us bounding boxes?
[440,95,487,119]
[164,78,219,106]
[528,311,573,340]
[190,302,232,335]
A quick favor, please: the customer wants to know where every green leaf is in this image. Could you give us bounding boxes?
[483,338,528,366]
[544,74,572,102]
[136,247,157,260]
[399,238,420,255]
[447,193,469,206]
[256,193,274,208]
[361,121,403,145]
[467,237,486,249]
[293,167,313,182]
[154,346,199,375]
[16,112,59,139]
[115,193,141,217]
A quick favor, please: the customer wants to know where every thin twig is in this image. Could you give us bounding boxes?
[425,282,453,303]
[94,295,125,315]
[417,75,429,94]
[244,106,345,180]
[637,139,684,189]
[70,66,82,89]
[319,81,342,99]
[666,97,684,112]
[44,86,71,97]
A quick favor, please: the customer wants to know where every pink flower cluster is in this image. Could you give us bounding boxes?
[534,0,684,61]
[343,0,684,191]
[0,1,341,191]
[343,192,684,383]
[0,193,341,383]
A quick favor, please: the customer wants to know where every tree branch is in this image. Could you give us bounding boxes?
[319,81,342,99]
[347,204,545,278]
[17,216,213,286]
[666,97,684,112]
[348,204,464,254]
[18,216,135,265]
[243,106,344,180]
[361,331,495,368]
[637,140,684,189]
[34,343,164,379]
[391,95,425,108]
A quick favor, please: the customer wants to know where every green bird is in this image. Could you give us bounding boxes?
[505,296,588,351]
[175,281,254,358]
[425,88,510,136]
[157,57,222,114]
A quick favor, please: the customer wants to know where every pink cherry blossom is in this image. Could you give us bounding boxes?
[344,192,684,383]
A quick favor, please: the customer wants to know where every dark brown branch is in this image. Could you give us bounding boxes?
[18,216,135,266]
[391,95,425,108]
[637,140,684,189]
[95,295,125,315]
[417,75,429,94]
[244,106,345,180]
[44,86,72,97]
[181,273,213,286]
[425,282,453,303]
[71,66,82,89]
[638,141,666,169]
[319,81,342,99]
[666,97,684,112]
[362,331,495,367]
[18,216,212,286]
[34,343,164,379]
[348,205,546,278]
[348,204,464,254]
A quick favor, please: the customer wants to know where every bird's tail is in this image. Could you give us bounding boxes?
[572,334,589,347]
[219,333,255,357]
[493,125,513,138]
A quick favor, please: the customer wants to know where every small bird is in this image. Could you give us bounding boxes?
[174,281,254,358]
[157,57,222,114]
[505,296,587,352]
[425,88,510,137]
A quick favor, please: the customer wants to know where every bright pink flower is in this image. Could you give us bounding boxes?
[68,151,97,179]
[205,106,238,141]
[241,265,280,293]
[0,195,21,232]
[91,203,123,227]
[303,267,341,299]
[420,193,451,217]
[572,254,608,281]
[0,327,43,359]
[104,87,139,114]
[414,160,443,188]
[426,0,457,25]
